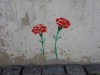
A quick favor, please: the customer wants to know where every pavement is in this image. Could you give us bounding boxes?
[0,64,100,75]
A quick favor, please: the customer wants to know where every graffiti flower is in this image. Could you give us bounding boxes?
[32,24,47,34]
[54,18,70,60]
[56,18,70,28]
[32,24,47,60]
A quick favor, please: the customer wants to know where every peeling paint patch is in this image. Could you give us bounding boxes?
[21,12,30,26]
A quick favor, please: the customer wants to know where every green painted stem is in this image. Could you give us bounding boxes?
[55,31,59,60]
[54,27,62,60]
[39,33,45,58]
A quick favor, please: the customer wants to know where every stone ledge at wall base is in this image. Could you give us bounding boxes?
[0,68,2,75]
[2,65,22,75]
[84,64,100,75]
[42,65,65,75]
[22,65,41,75]
[65,64,86,75]
[0,64,100,75]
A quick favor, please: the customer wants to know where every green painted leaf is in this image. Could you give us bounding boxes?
[39,40,42,43]
[43,38,46,42]
[57,36,62,39]
[40,49,43,52]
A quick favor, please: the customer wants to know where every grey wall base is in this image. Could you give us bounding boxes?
[0,64,100,75]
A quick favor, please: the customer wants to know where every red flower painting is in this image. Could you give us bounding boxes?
[56,18,70,28]
[32,24,47,59]
[31,18,70,61]
[54,17,70,60]
[32,24,47,34]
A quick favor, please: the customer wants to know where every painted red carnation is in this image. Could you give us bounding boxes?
[32,24,47,34]
[56,18,70,28]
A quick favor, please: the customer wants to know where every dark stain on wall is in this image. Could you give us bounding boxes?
[50,49,55,54]
[21,12,30,26]
[73,0,79,6]
[0,13,2,18]
[60,48,64,56]
[31,53,46,65]
[97,47,100,48]
[14,54,27,65]
[0,26,2,31]
[0,13,2,16]
[0,51,11,66]
[71,0,86,9]
[0,38,5,47]
[82,0,86,8]
[47,0,52,3]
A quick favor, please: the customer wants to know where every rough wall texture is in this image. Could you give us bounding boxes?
[0,0,100,65]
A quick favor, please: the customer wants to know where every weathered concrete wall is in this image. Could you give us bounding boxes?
[0,0,100,65]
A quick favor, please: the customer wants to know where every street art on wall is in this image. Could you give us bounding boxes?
[1,0,100,65]
[32,24,47,59]
[54,18,70,60]
[32,18,70,60]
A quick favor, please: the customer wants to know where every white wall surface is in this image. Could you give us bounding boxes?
[0,0,100,65]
